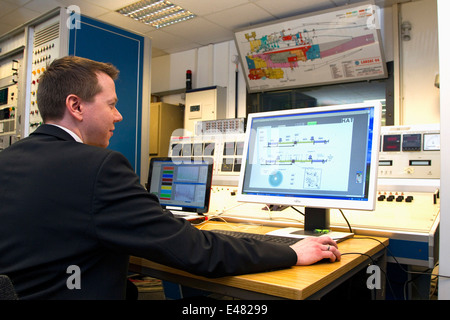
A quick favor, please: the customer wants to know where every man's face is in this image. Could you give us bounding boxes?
[80,72,123,148]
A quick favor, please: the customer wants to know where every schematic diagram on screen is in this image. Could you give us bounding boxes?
[304,168,322,189]
[249,121,354,192]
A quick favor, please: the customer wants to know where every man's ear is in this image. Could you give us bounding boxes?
[65,94,83,121]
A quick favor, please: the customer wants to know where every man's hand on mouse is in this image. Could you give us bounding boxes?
[290,235,341,266]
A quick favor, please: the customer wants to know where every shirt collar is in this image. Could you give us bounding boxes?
[47,124,83,143]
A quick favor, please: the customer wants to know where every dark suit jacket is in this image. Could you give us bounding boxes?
[0,125,297,299]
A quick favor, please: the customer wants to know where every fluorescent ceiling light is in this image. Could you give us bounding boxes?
[116,0,196,29]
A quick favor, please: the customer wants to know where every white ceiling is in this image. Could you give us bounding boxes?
[0,0,411,58]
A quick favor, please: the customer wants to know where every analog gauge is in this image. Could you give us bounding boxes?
[423,133,440,151]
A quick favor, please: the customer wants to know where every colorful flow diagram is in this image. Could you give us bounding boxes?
[235,4,386,91]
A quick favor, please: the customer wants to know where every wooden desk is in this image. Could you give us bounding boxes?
[129,221,388,300]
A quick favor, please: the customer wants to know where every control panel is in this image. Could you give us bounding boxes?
[0,59,19,137]
[28,16,61,134]
[169,118,246,185]
[378,124,440,179]
[169,133,245,184]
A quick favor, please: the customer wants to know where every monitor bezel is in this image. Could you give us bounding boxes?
[236,102,382,211]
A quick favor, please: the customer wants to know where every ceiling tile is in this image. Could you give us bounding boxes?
[254,0,334,19]
[0,23,15,35]
[162,17,233,46]
[0,1,20,18]
[84,0,137,11]
[24,0,65,14]
[174,0,250,16]
[164,41,204,54]
[151,47,168,58]
[204,3,276,31]
[0,7,41,26]
[145,29,199,50]
[96,11,154,34]
[56,0,109,17]
[2,0,31,5]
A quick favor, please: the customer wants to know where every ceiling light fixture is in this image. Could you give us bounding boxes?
[116,0,196,29]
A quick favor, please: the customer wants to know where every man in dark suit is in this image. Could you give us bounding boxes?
[0,56,340,299]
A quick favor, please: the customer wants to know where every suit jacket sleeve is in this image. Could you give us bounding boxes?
[90,151,297,277]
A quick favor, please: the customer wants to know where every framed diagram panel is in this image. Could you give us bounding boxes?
[234,2,387,93]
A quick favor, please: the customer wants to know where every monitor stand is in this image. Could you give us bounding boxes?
[296,207,330,235]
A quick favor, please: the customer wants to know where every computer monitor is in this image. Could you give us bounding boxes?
[147,157,214,214]
[237,102,381,234]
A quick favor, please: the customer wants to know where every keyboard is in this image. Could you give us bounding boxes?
[210,229,301,246]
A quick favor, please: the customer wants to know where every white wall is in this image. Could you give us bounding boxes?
[151,41,247,118]
[437,0,450,300]
[398,0,440,125]
[151,49,197,93]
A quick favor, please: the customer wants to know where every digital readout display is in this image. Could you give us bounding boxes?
[382,134,401,152]
[402,134,421,151]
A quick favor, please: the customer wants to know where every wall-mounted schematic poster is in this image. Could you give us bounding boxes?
[234,1,387,93]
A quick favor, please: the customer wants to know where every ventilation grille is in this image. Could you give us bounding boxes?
[34,22,59,48]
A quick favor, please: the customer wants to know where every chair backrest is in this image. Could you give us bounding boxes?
[0,275,18,300]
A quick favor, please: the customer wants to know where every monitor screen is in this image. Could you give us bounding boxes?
[237,103,381,230]
[148,157,213,213]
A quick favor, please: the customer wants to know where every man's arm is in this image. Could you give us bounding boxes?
[91,151,299,277]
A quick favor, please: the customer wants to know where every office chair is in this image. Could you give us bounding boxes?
[0,275,18,300]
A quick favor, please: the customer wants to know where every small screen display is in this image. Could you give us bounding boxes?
[383,134,401,152]
[149,158,212,211]
[190,105,200,112]
[0,88,8,106]
[402,134,421,151]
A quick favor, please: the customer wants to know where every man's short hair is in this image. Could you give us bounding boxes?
[36,56,119,122]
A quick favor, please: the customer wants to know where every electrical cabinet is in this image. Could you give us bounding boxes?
[184,86,227,133]
[0,62,19,137]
